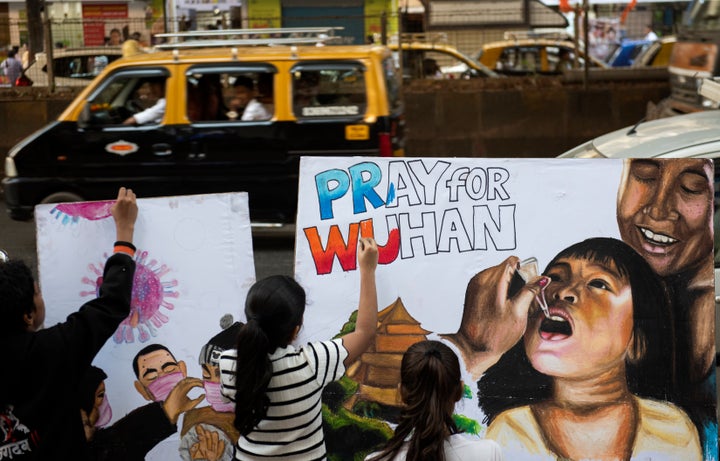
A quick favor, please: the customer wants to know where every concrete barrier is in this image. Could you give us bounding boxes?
[0,87,83,159]
[402,77,670,157]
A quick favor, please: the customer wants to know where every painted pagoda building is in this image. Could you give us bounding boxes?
[345,297,430,410]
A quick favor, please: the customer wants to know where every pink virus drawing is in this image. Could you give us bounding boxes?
[50,201,114,225]
[81,250,179,344]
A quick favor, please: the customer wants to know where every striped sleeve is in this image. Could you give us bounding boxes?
[219,348,238,402]
[302,339,347,388]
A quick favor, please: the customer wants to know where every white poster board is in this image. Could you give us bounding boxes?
[295,156,621,414]
[294,157,717,460]
[36,192,255,460]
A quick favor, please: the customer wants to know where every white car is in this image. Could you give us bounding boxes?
[558,109,720,160]
[25,47,123,87]
[558,110,720,393]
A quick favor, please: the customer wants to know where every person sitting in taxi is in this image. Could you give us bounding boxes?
[228,76,271,121]
[123,77,166,125]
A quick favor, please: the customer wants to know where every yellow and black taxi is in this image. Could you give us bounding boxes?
[478,36,609,75]
[388,40,498,79]
[3,28,405,224]
[631,36,676,68]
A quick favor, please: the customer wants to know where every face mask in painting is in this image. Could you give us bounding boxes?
[147,371,184,402]
[95,394,112,428]
[203,380,234,413]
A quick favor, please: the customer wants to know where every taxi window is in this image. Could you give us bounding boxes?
[546,46,574,72]
[84,70,168,126]
[291,63,366,119]
[185,66,276,123]
[498,46,541,73]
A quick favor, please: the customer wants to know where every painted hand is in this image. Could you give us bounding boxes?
[442,256,549,379]
[189,425,226,461]
[162,377,204,425]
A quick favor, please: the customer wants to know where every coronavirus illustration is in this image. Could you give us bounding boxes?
[81,250,179,344]
[50,201,114,224]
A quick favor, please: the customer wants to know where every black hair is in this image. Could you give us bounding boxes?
[132,344,175,378]
[80,366,107,414]
[233,275,305,435]
[0,260,36,334]
[147,76,166,88]
[368,340,462,461]
[199,320,244,366]
[233,76,254,90]
[479,237,674,423]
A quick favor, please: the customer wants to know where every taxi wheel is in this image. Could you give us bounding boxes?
[40,191,84,204]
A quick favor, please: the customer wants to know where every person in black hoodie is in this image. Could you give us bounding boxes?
[0,187,138,460]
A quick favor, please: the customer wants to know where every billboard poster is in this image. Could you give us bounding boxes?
[36,192,255,461]
[247,0,282,29]
[294,157,718,460]
[81,3,128,46]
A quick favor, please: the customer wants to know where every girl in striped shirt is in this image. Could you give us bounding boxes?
[219,237,378,460]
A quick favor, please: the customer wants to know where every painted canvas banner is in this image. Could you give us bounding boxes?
[36,192,255,461]
[294,157,718,461]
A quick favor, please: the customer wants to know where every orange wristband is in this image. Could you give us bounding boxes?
[113,241,136,257]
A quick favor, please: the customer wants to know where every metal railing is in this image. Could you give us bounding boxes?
[154,27,345,50]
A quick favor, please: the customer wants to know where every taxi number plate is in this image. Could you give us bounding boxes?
[345,125,369,141]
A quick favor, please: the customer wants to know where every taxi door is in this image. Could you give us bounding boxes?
[284,62,381,160]
[174,65,293,223]
[71,67,185,200]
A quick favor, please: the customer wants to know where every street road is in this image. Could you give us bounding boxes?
[0,196,295,280]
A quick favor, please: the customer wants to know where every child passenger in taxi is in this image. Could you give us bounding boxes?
[228,76,271,121]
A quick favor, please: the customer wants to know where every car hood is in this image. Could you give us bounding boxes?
[583,110,720,158]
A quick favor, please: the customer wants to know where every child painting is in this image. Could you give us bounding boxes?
[479,238,701,461]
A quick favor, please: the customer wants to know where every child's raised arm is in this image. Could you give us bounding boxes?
[111,187,138,245]
[342,237,378,367]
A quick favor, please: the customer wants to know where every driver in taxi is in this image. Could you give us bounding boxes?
[123,78,166,125]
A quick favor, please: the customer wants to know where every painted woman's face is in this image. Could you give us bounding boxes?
[524,257,634,379]
[89,381,106,426]
[617,159,713,278]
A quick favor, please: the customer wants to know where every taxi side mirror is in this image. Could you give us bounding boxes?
[78,101,109,129]
[78,102,94,128]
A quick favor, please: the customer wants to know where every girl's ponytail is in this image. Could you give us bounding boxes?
[233,317,273,434]
[231,275,306,434]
